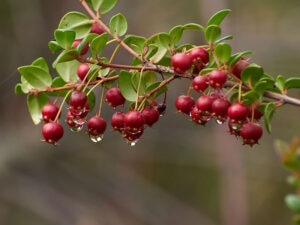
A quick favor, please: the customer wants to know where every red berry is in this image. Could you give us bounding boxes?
[231,59,250,79]
[209,69,227,89]
[111,112,125,132]
[240,122,263,146]
[212,97,231,123]
[77,63,90,81]
[192,75,209,93]
[247,104,263,121]
[69,91,88,113]
[195,95,214,114]
[42,122,64,144]
[105,87,126,107]
[141,106,160,127]
[171,52,193,73]
[175,95,195,115]
[72,39,89,55]
[189,47,209,64]
[41,103,60,122]
[124,110,145,133]
[227,102,248,123]
[65,110,84,132]
[87,115,107,137]
[90,23,104,35]
[190,106,208,125]
[123,129,144,145]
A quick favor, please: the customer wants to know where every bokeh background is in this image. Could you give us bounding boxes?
[1,0,300,224]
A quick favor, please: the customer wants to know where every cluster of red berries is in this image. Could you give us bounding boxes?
[172,47,263,146]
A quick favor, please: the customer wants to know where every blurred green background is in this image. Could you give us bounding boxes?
[1,0,300,224]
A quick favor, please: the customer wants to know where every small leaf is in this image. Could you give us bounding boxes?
[90,33,108,58]
[32,57,49,73]
[119,70,137,102]
[54,29,76,49]
[124,35,146,55]
[169,25,183,46]
[48,41,63,53]
[242,90,260,105]
[285,77,300,90]
[183,23,204,31]
[109,13,128,36]
[275,75,286,92]
[58,11,91,39]
[285,194,300,213]
[27,93,49,125]
[241,63,264,87]
[215,43,232,63]
[56,60,81,82]
[18,65,52,91]
[229,51,253,66]
[52,49,79,68]
[150,46,168,63]
[264,102,275,133]
[215,35,233,44]
[15,83,24,95]
[145,81,168,99]
[205,25,221,43]
[91,0,103,11]
[207,9,231,26]
[100,0,118,14]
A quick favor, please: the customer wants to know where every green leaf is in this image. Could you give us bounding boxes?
[85,88,96,112]
[32,57,49,73]
[241,63,264,86]
[145,81,168,99]
[90,33,108,58]
[18,65,52,91]
[285,194,300,213]
[91,0,103,11]
[264,102,275,133]
[48,41,63,53]
[147,33,171,63]
[131,71,157,94]
[119,70,137,102]
[50,77,68,97]
[52,49,79,68]
[228,51,253,66]
[205,25,221,43]
[275,75,286,92]
[215,35,233,44]
[207,9,231,26]
[20,76,34,94]
[27,93,49,125]
[124,35,146,55]
[109,13,128,36]
[169,25,183,46]
[242,90,260,105]
[54,29,76,49]
[58,11,91,39]
[215,43,232,63]
[15,83,24,95]
[56,60,81,82]
[285,77,300,89]
[183,23,204,31]
[100,0,118,14]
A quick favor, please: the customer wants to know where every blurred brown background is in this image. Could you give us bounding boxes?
[1,0,300,224]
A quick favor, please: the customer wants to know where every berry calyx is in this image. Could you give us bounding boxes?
[192,75,209,93]
[240,122,263,146]
[42,122,64,145]
[175,95,195,115]
[77,63,90,81]
[141,106,160,127]
[227,102,248,123]
[231,59,250,79]
[171,52,193,73]
[72,39,89,55]
[41,103,60,123]
[87,115,107,137]
[209,69,227,89]
[105,87,126,107]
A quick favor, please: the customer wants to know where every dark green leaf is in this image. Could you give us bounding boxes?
[27,93,49,125]
[241,63,264,86]
[58,11,91,39]
[48,41,63,53]
[100,0,118,14]
[14,83,24,95]
[109,13,128,36]
[56,60,81,83]
[32,57,49,73]
[207,9,231,26]
[264,102,275,133]
[54,29,76,49]
[285,77,300,89]
[119,70,137,102]
[205,25,221,43]
[242,90,260,105]
[18,65,52,91]
[52,49,79,68]
[285,194,300,213]
[90,33,108,58]
[215,43,231,63]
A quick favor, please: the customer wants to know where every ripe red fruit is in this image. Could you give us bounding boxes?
[195,95,215,114]
[240,122,263,146]
[42,122,64,145]
[90,23,104,35]
[247,104,263,121]
[171,52,193,73]
[192,75,209,93]
[189,47,209,64]
[141,106,160,127]
[227,102,248,123]
[124,110,145,133]
[211,98,231,123]
[41,103,60,122]
[191,106,208,125]
[105,87,126,107]
[231,59,250,79]
[69,91,88,112]
[77,63,90,81]
[175,95,195,115]
[87,115,107,137]
[209,69,227,89]
[111,112,125,132]
[72,39,89,55]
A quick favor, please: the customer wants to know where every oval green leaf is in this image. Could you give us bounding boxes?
[32,57,49,73]
[119,70,137,102]
[205,25,221,43]
[109,13,128,36]
[241,63,264,87]
[285,77,300,90]
[27,93,49,125]
[207,9,231,26]
[215,43,232,63]
[54,29,76,49]
[100,0,118,14]
[264,102,275,133]
[56,60,81,83]
[90,33,108,58]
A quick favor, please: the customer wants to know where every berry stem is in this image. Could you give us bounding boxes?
[135,67,145,110]
[97,86,105,117]
[54,90,72,122]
